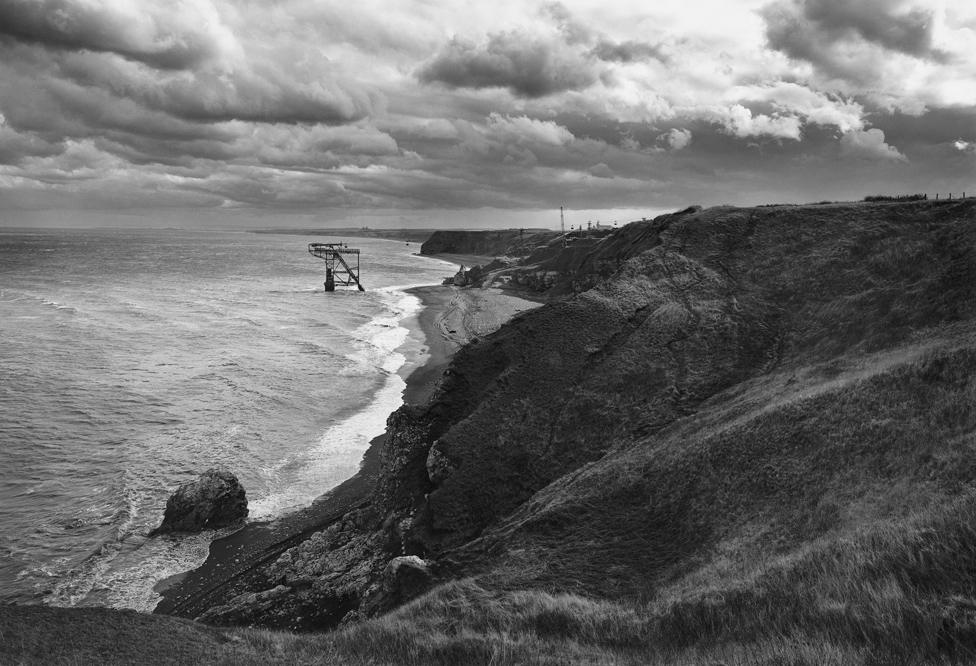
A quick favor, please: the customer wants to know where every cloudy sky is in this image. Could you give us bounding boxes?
[0,0,974,228]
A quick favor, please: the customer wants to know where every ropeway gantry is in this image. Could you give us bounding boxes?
[308,242,365,292]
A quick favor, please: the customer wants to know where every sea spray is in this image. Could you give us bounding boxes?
[91,285,427,612]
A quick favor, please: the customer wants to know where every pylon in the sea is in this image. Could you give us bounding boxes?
[307,242,365,292]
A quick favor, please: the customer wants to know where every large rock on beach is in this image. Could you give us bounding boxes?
[151,468,248,535]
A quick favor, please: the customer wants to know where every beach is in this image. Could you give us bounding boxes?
[402,283,540,404]
[155,279,539,618]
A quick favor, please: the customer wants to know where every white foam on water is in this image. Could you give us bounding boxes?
[86,527,240,612]
[54,285,431,612]
[3,232,457,612]
[247,285,423,519]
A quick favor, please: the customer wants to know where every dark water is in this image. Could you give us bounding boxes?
[0,228,453,610]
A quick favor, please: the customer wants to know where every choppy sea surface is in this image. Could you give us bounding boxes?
[0,227,453,611]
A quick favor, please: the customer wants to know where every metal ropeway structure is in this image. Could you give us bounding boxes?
[308,242,365,292]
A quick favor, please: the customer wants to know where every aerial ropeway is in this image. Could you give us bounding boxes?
[308,242,365,292]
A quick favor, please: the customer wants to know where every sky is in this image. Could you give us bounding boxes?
[0,0,974,229]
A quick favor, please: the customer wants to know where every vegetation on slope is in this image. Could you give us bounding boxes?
[6,199,975,665]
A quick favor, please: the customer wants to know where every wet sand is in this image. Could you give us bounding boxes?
[402,284,540,403]
[155,283,539,619]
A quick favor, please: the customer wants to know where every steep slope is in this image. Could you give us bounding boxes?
[500,208,683,294]
[413,200,975,552]
[160,199,976,661]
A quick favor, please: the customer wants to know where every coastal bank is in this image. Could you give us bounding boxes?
[153,271,541,625]
[5,198,976,665]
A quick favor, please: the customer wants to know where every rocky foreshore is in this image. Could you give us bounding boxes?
[154,280,542,629]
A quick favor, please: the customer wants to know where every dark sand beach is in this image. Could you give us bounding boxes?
[155,282,539,619]
[403,283,540,402]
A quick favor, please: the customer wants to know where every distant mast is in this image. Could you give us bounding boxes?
[560,206,565,234]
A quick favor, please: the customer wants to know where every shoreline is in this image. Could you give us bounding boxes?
[400,285,462,406]
[155,279,539,619]
[153,284,454,615]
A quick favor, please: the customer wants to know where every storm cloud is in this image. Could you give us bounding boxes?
[0,0,972,225]
[589,39,666,64]
[417,31,601,98]
[762,0,947,85]
[0,0,228,70]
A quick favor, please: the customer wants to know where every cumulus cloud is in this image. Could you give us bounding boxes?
[839,128,908,162]
[236,124,400,170]
[716,105,803,140]
[760,0,957,97]
[954,140,975,154]
[0,0,235,70]
[729,82,865,132]
[417,31,600,97]
[0,0,971,218]
[660,128,693,151]
[0,113,64,165]
[0,1,379,131]
[589,39,666,64]
[544,1,664,62]
[441,114,576,169]
[763,0,943,64]
[486,114,574,146]
[49,45,377,126]
[417,2,667,99]
[381,117,460,142]
[542,1,594,44]
[5,138,133,186]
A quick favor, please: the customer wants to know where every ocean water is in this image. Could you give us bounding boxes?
[0,228,454,611]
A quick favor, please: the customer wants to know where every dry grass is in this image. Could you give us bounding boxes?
[9,345,975,664]
[239,491,976,665]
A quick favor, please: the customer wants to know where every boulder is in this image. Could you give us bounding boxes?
[151,468,248,535]
[381,555,433,605]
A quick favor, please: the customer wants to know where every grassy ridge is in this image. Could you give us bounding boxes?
[417,200,975,555]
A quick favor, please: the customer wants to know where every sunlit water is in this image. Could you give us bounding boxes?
[0,228,453,611]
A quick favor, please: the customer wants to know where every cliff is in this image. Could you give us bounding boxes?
[174,199,976,650]
[9,199,976,665]
[420,228,561,259]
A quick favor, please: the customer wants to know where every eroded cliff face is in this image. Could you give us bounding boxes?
[420,229,560,258]
[183,199,976,631]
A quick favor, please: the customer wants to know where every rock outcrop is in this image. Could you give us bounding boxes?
[151,469,248,535]
[425,442,455,486]
[381,556,433,606]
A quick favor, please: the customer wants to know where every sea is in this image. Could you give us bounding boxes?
[0,227,455,612]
